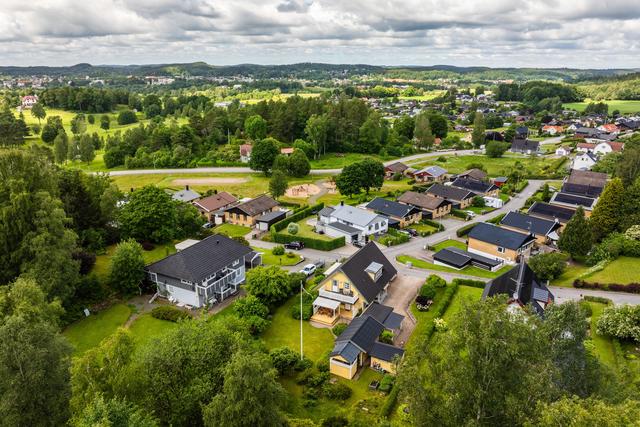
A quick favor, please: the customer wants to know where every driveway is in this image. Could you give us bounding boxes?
[383,273,424,347]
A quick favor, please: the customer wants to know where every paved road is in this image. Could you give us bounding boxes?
[550,286,640,306]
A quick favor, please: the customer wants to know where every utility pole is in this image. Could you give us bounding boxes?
[300,280,303,360]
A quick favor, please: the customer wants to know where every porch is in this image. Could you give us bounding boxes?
[310,296,341,326]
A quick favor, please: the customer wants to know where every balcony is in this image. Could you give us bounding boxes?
[319,288,358,304]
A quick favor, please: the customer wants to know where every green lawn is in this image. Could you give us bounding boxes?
[398,90,446,101]
[408,155,553,177]
[588,302,616,367]
[431,239,467,252]
[213,223,251,238]
[442,286,483,323]
[397,255,511,279]
[93,242,176,281]
[563,100,640,114]
[553,257,640,287]
[411,222,439,235]
[128,312,180,351]
[309,153,392,169]
[252,246,303,266]
[63,304,132,355]
[280,218,334,241]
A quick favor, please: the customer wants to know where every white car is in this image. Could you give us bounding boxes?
[465,211,476,218]
[299,264,317,277]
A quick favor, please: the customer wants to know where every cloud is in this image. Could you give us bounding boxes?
[0,0,638,67]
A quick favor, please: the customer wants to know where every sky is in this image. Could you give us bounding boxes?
[1,0,639,68]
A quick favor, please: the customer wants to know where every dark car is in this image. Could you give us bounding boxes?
[405,228,418,237]
[284,241,305,250]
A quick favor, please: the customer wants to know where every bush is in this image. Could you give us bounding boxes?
[426,274,446,288]
[234,295,269,319]
[272,245,285,256]
[240,315,270,335]
[151,306,192,322]
[596,305,640,341]
[378,374,395,393]
[271,202,324,232]
[379,330,394,344]
[140,240,155,251]
[381,387,400,417]
[332,323,348,336]
[117,110,138,125]
[419,283,436,299]
[290,303,313,321]
[271,232,345,251]
[451,209,470,220]
[472,196,486,207]
[322,383,352,401]
[578,301,593,318]
[583,295,613,305]
[307,371,330,388]
[421,219,445,231]
[456,223,476,237]
[287,223,299,235]
[321,416,349,427]
[528,252,567,280]
[487,213,506,224]
[270,347,302,375]
[451,278,486,289]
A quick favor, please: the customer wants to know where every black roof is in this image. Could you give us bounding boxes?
[427,183,476,201]
[335,315,384,353]
[340,242,398,303]
[528,202,576,223]
[482,263,554,316]
[451,178,498,194]
[362,303,405,330]
[562,170,607,197]
[468,222,535,250]
[146,235,253,283]
[327,221,360,235]
[551,192,596,208]
[256,210,286,223]
[511,138,540,152]
[369,342,404,362]
[500,211,561,236]
[434,246,502,269]
[366,197,420,219]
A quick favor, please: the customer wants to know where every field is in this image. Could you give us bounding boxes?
[252,246,303,266]
[212,223,250,238]
[63,303,132,355]
[431,239,467,252]
[552,257,640,287]
[398,90,446,101]
[563,100,640,114]
[397,255,511,279]
[408,154,552,177]
[92,242,176,281]
[309,153,392,169]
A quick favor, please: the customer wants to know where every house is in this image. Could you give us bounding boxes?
[457,168,488,182]
[576,142,596,153]
[467,222,535,264]
[255,210,287,231]
[311,242,398,325]
[316,204,388,244]
[329,311,404,379]
[499,211,562,245]
[426,183,476,209]
[515,126,529,138]
[528,202,576,225]
[549,192,597,212]
[450,177,500,197]
[384,162,409,179]
[365,197,421,228]
[561,170,607,198]
[593,141,624,156]
[239,144,252,163]
[21,95,38,109]
[172,186,201,203]
[192,191,238,223]
[146,235,261,307]
[280,147,294,156]
[397,191,452,219]
[510,138,540,155]
[433,246,503,271]
[597,123,620,135]
[542,125,564,135]
[555,146,572,156]
[413,165,448,183]
[492,176,508,187]
[572,152,597,170]
[224,195,279,227]
[482,262,554,316]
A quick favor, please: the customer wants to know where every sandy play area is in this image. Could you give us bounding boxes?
[286,183,322,198]
[172,177,248,185]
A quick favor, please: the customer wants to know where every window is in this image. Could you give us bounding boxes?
[375,223,379,230]
[497,247,505,253]
[181,279,191,285]
[344,283,350,290]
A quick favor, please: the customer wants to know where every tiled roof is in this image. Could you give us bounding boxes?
[398,191,450,210]
[366,197,420,218]
[193,192,237,212]
[468,222,535,250]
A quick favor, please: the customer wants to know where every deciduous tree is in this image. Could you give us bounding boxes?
[589,178,624,241]
[249,137,279,175]
[269,170,288,200]
[471,111,486,148]
[109,240,145,295]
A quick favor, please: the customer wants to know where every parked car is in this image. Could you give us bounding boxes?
[352,240,364,248]
[313,259,325,269]
[397,230,412,238]
[202,222,214,229]
[299,264,317,277]
[284,241,305,250]
[464,211,476,218]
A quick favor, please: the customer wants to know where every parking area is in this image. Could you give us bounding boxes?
[383,273,423,346]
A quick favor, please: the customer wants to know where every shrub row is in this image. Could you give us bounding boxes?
[451,278,486,289]
[450,209,470,220]
[456,222,477,237]
[487,213,506,224]
[151,305,193,322]
[271,202,324,233]
[421,219,445,231]
[582,295,613,305]
[271,232,345,251]
[573,279,640,294]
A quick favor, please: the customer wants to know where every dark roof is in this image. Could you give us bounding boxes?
[427,183,476,201]
[366,197,420,219]
[511,138,540,152]
[335,315,385,352]
[434,246,502,269]
[231,195,278,216]
[362,303,405,330]
[516,126,529,134]
[500,211,561,236]
[458,168,488,181]
[482,262,554,316]
[330,341,361,364]
[146,235,253,283]
[327,221,360,235]
[528,202,576,223]
[551,192,596,209]
[468,222,535,250]
[562,170,607,197]
[256,210,286,223]
[451,177,498,194]
[318,206,335,217]
[398,191,450,210]
[340,242,397,303]
[193,192,237,212]
[369,342,404,362]
[385,162,408,173]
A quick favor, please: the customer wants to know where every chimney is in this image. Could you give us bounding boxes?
[130,187,134,193]
[185,185,190,191]
[340,201,344,206]
[214,189,218,194]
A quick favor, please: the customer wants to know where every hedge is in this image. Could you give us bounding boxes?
[450,209,470,220]
[421,218,445,231]
[573,279,640,294]
[582,295,613,305]
[487,213,506,224]
[456,222,477,237]
[271,202,324,233]
[451,278,486,289]
[380,386,399,417]
[151,306,192,322]
[271,232,345,251]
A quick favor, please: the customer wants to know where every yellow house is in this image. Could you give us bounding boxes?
[467,222,535,264]
[224,194,278,227]
[311,242,397,326]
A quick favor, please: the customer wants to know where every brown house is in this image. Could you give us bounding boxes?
[450,177,500,198]
[457,168,487,182]
[398,191,452,219]
[192,192,238,223]
[224,195,279,227]
[384,162,409,179]
[426,183,476,209]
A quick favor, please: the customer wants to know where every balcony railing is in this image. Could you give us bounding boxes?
[319,288,358,304]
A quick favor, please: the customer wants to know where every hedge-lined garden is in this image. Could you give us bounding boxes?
[270,202,345,250]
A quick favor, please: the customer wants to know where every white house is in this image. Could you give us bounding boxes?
[593,141,624,156]
[239,144,252,163]
[316,204,388,244]
[555,146,571,156]
[572,152,598,170]
[21,95,38,109]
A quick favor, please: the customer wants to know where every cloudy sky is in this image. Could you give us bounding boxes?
[1,0,639,68]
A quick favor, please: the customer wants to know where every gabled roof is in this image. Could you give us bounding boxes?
[434,246,502,269]
[511,138,540,152]
[415,165,447,177]
[426,183,476,201]
[172,189,201,202]
[458,168,488,181]
[397,191,450,210]
[146,235,253,283]
[528,202,576,223]
[366,197,420,219]
[332,313,404,363]
[451,178,498,194]
[362,303,405,330]
[550,192,596,209]
[385,162,408,173]
[369,342,404,362]
[330,205,385,228]
[482,262,554,316]
[193,192,237,213]
[500,211,561,236]
[598,141,624,152]
[230,195,278,216]
[339,242,397,303]
[468,222,535,250]
[562,170,607,197]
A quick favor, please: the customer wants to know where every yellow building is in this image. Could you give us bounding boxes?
[467,222,535,264]
[224,194,278,227]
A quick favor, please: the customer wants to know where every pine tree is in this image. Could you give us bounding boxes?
[589,178,624,241]
[558,207,592,259]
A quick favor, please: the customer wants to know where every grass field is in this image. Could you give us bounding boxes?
[280,218,334,241]
[408,154,552,177]
[553,257,640,287]
[398,90,446,101]
[397,255,510,279]
[563,100,640,114]
[588,302,616,367]
[93,242,176,281]
[252,247,303,266]
[309,153,392,169]
[212,223,250,238]
[441,286,484,323]
[431,239,467,252]
[63,304,132,355]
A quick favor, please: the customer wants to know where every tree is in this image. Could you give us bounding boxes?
[41,115,64,144]
[100,114,111,130]
[533,397,640,427]
[79,134,95,164]
[0,109,28,146]
[249,138,279,175]
[471,111,486,148]
[203,351,286,427]
[358,113,384,154]
[485,140,508,158]
[70,114,87,135]
[0,278,72,427]
[234,295,269,319]
[589,178,624,241]
[31,102,46,125]
[394,114,415,140]
[616,147,640,186]
[414,112,435,150]
[118,185,178,243]
[528,252,566,281]
[288,149,311,177]
[71,396,158,427]
[358,158,385,193]
[558,207,592,259]
[292,139,315,159]
[269,170,288,200]
[335,163,363,197]
[596,304,640,342]
[117,110,138,125]
[427,112,448,138]
[244,115,268,140]
[541,183,551,202]
[54,130,69,164]
[305,114,329,158]
[245,266,293,306]
[621,179,640,231]
[109,239,145,294]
